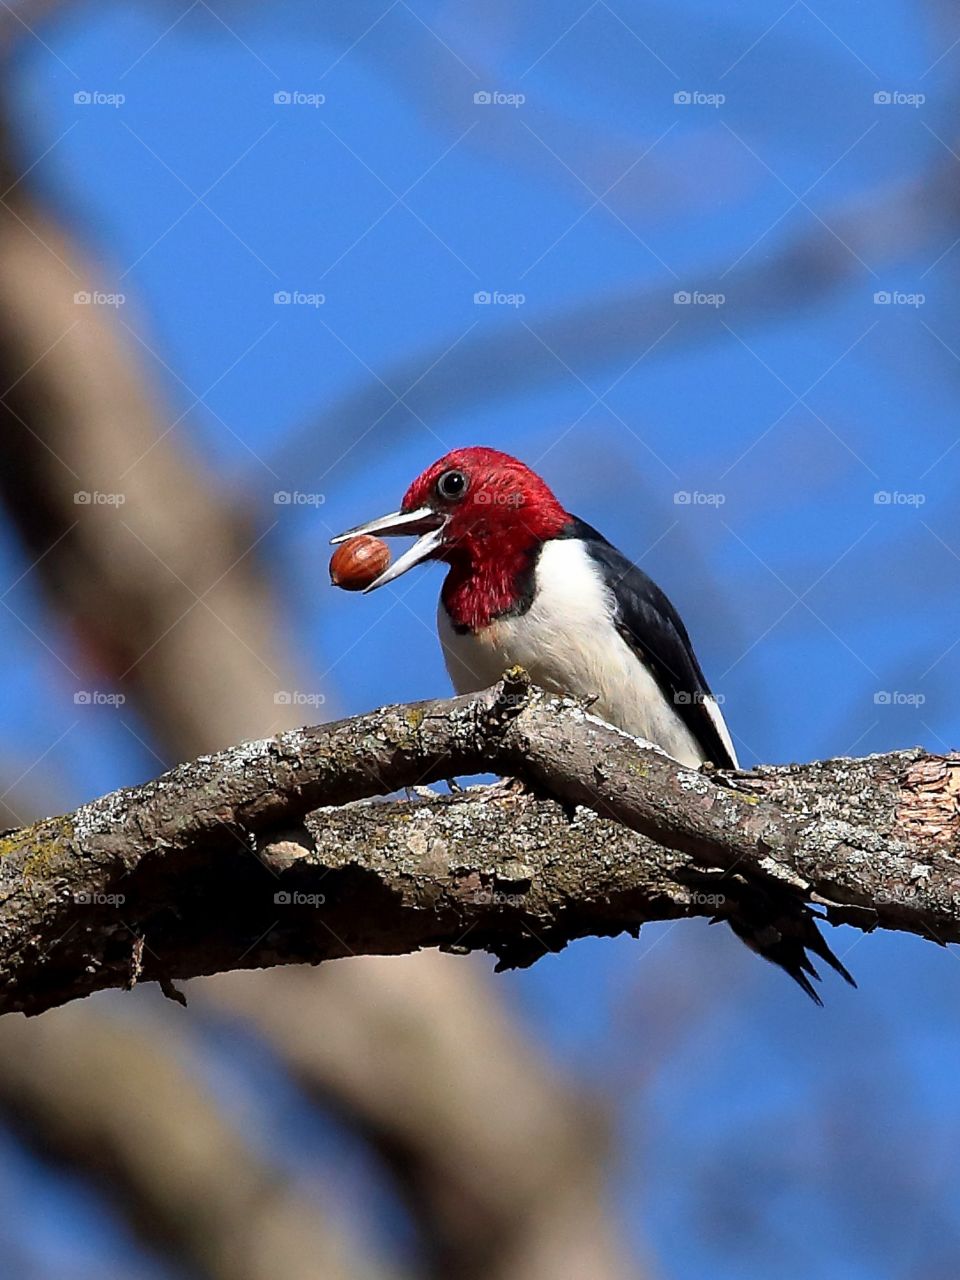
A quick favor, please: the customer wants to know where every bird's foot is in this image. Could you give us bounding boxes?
[699,759,745,791]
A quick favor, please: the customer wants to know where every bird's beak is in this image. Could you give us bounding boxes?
[330,506,447,592]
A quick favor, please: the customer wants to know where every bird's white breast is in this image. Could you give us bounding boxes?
[437,538,726,768]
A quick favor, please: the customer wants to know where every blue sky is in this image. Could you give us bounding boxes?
[3,1,960,1275]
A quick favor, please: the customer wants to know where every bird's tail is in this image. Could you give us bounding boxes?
[708,876,856,1005]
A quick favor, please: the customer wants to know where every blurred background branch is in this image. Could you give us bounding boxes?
[207,959,634,1280]
[0,1005,395,1280]
[0,12,640,1276]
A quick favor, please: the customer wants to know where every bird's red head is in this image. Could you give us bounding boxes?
[331,447,570,630]
[401,446,568,552]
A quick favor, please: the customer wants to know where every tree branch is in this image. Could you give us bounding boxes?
[2,672,957,1015]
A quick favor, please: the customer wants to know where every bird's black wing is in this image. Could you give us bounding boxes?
[566,519,854,1003]
[564,516,737,769]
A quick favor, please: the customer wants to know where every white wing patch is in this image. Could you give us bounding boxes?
[438,539,735,768]
[702,693,738,769]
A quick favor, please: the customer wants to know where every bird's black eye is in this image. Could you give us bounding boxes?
[436,469,468,502]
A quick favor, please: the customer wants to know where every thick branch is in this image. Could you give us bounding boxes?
[2,674,958,1014]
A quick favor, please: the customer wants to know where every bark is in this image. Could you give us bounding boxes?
[0,672,956,1016]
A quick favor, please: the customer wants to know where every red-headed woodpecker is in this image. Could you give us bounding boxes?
[332,445,736,769]
[333,445,855,1002]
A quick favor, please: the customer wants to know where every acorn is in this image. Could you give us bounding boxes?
[329,535,391,591]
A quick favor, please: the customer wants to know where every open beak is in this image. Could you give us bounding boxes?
[330,506,447,592]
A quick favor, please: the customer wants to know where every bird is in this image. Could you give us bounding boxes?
[332,445,735,769]
[332,445,855,1002]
